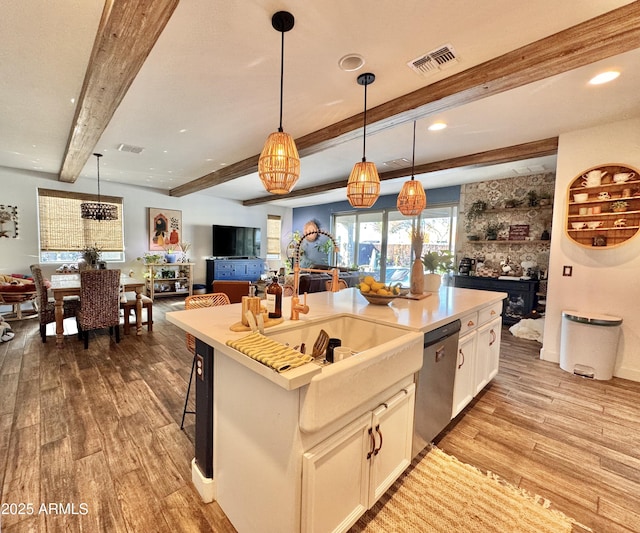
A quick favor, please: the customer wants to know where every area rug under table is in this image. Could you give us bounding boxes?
[352,446,584,533]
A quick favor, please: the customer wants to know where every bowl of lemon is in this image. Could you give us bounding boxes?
[358,276,402,305]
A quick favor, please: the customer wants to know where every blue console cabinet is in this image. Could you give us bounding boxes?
[206,258,265,291]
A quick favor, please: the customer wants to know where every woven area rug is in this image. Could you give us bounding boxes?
[351,446,582,533]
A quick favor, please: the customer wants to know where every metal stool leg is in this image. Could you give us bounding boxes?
[180,353,197,429]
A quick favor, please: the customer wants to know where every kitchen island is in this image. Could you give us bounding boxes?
[167,286,505,533]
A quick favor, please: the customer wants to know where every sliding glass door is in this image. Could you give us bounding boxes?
[333,204,457,286]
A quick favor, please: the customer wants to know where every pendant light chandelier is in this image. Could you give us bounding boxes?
[347,73,380,208]
[397,121,426,216]
[258,11,300,195]
[80,153,118,221]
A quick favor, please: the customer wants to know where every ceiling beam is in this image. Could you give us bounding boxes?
[242,137,559,206]
[170,2,640,197]
[58,0,179,183]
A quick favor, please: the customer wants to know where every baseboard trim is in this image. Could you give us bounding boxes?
[192,458,216,503]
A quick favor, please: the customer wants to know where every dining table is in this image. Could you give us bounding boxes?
[49,273,146,347]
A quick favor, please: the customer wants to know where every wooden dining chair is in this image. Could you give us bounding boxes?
[76,269,122,349]
[30,264,80,343]
[325,278,348,292]
[120,291,153,334]
[181,292,230,429]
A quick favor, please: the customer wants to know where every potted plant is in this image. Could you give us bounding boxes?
[137,252,164,265]
[164,245,178,263]
[538,192,552,207]
[465,200,487,238]
[421,249,453,292]
[611,200,628,212]
[81,244,101,268]
[484,221,504,240]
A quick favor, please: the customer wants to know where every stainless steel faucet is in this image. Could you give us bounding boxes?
[290,229,340,320]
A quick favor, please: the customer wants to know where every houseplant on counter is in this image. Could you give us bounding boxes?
[421,250,453,292]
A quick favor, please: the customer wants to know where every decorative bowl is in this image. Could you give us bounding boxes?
[361,292,398,306]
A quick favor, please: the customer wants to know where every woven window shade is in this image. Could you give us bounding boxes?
[38,188,124,252]
[347,161,380,208]
[267,214,282,256]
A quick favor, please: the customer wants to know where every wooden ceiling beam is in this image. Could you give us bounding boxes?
[59,0,179,183]
[241,137,559,206]
[171,2,640,197]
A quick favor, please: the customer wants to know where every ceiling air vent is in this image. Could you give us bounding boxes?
[117,143,144,154]
[407,44,459,77]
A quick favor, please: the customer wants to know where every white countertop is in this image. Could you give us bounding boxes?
[166,286,506,389]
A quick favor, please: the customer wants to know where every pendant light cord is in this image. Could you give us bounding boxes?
[410,120,416,180]
[362,82,368,162]
[94,153,103,203]
[278,30,285,132]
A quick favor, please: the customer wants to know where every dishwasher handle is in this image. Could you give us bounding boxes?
[423,319,461,348]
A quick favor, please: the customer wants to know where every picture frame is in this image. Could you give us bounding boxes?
[149,208,182,251]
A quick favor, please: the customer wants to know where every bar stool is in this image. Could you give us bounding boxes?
[180,293,231,429]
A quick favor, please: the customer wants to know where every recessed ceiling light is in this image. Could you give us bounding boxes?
[338,54,365,72]
[428,122,447,131]
[179,129,187,133]
[589,71,620,85]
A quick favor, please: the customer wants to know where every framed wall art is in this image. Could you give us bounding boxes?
[149,207,182,251]
[0,205,18,238]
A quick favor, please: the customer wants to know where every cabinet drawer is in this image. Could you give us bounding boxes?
[479,301,503,325]
[215,263,234,272]
[459,312,479,335]
[215,271,234,279]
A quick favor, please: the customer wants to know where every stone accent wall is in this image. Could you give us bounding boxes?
[457,173,555,277]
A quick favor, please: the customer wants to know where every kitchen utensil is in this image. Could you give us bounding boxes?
[245,310,258,332]
[311,329,330,358]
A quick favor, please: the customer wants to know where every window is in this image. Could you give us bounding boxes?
[37,188,125,263]
[333,204,457,286]
[266,214,282,259]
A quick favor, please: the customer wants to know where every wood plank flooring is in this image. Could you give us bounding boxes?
[1,300,638,532]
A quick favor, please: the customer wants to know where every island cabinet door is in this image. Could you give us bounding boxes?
[301,412,371,533]
[452,331,478,418]
[368,383,415,505]
[301,384,416,533]
[475,316,502,394]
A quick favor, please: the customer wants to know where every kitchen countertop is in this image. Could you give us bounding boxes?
[166,286,506,389]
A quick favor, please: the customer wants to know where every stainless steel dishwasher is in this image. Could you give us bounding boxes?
[413,319,461,457]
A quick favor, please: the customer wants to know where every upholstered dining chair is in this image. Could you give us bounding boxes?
[76,269,122,349]
[30,264,80,343]
[181,292,230,429]
[211,280,251,304]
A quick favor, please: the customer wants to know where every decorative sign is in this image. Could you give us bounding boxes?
[508,224,529,241]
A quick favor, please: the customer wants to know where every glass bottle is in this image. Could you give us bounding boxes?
[265,276,282,319]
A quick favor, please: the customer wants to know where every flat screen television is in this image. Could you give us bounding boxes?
[212,224,261,258]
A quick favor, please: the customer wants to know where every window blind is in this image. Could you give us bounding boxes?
[38,188,124,252]
[266,214,282,257]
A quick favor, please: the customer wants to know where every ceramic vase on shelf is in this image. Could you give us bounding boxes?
[410,258,424,295]
[165,253,177,264]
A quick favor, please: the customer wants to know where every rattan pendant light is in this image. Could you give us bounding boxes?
[347,73,380,208]
[258,11,300,195]
[80,153,118,221]
[397,121,426,216]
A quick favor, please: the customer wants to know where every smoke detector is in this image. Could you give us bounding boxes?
[407,44,459,77]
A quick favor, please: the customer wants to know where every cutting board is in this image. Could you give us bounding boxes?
[400,292,432,300]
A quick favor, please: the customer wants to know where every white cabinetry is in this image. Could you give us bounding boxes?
[452,301,502,418]
[302,384,415,533]
[475,316,502,394]
[452,331,477,418]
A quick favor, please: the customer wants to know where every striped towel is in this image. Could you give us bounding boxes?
[226,332,313,372]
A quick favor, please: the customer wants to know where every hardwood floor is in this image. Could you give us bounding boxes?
[1,301,638,532]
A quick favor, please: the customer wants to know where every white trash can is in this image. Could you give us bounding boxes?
[560,310,623,380]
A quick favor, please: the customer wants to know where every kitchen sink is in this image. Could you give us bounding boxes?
[267,314,423,433]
